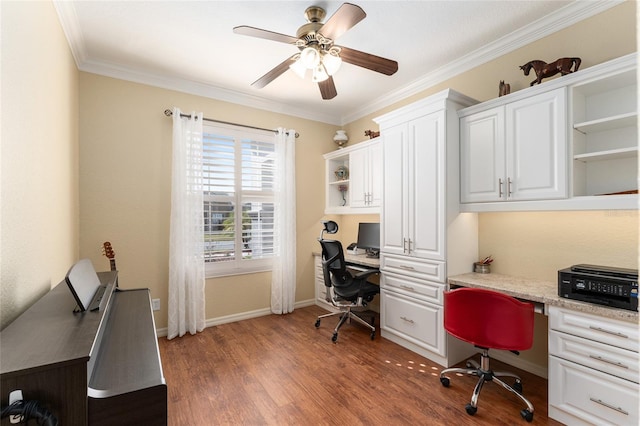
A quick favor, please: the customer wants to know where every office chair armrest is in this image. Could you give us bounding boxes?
[353,268,379,282]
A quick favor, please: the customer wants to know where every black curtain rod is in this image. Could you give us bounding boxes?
[164,109,299,138]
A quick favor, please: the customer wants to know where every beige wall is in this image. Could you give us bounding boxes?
[0,1,80,329]
[78,74,337,329]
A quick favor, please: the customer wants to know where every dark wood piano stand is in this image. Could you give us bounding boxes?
[0,272,167,425]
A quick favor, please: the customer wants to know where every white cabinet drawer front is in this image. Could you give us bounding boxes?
[549,356,639,426]
[549,330,639,383]
[382,272,443,304]
[381,255,445,282]
[381,290,445,356]
[549,306,639,352]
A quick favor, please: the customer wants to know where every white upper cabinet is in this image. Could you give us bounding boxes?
[323,137,381,214]
[349,139,382,208]
[460,88,567,203]
[459,53,637,211]
[377,90,474,261]
[380,113,445,260]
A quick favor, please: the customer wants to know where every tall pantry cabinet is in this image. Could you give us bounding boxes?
[374,89,480,367]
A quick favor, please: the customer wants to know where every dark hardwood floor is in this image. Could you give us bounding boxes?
[158,305,562,425]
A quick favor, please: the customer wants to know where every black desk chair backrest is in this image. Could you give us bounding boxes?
[320,239,352,291]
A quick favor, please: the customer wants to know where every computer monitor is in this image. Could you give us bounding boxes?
[357,222,380,257]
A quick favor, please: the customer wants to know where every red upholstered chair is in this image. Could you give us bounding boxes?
[439,287,535,422]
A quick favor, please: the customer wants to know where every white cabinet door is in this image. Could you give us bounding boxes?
[381,124,407,256]
[506,88,567,200]
[409,112,446,260]
[369,141,382,207]
[460,107,506,202]
[349,147,369,208]
[349,139,382,208]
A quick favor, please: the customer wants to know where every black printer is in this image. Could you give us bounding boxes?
[558,264,638,312]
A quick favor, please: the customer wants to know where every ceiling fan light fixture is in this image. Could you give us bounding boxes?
[289,55,308,78]
[311,63,329,83]
[322,50,342,76]
[299,46,320,68]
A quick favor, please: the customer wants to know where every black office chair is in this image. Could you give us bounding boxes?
[314,221,380,342]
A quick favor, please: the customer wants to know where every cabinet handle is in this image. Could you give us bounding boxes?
[589,326,629,339]
[589,398,629,416]
[499,178,503,198]
[400,316,415,324]
[407,238,412,254]
[403,238,408,253]
[507,177,513,197]
[399,265,416,271]
[588,354,629,369]
[399,285,415,292]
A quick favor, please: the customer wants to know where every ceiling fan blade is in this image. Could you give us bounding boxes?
[233,26,298,45]
[319,3,366,41]
[252,56,296,89]
[339,46,398,76]
[318,76,337,100]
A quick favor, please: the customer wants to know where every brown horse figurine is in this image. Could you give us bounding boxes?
[519,57,581,86]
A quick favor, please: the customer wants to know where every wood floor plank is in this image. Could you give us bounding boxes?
[158,305,563,425]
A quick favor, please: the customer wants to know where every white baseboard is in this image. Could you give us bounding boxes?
[156,298,317,338]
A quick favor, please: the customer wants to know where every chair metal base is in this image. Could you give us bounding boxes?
[315,308,375,342]
[439,350,534,422]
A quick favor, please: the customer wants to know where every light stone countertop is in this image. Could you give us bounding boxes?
[448,272,639,324]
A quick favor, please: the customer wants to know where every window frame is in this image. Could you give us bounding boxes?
[202,122,276,278]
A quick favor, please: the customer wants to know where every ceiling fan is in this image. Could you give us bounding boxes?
[233,3,398,100]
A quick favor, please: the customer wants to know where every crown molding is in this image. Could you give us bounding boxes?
[54,0,622,126]
[79,58,343,125]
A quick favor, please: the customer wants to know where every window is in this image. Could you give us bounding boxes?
[202,123,276,277]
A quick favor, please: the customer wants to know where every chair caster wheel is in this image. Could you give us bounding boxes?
[440,377,450,387]
[331,332,338,342]
[315,319,321,328]
[513,380,523,394]
[370,331,375,340]
[520,409,533,422]
[465,404,477,416]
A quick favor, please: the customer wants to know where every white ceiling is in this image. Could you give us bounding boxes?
[54,1,618,125]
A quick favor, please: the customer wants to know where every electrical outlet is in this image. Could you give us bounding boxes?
[152,299,160,311]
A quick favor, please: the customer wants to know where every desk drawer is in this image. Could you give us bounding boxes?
[549,356,639,426]
[382,272,443,305]
[381,254,444,282]
[549,306,639,352]
[549,330,639,383]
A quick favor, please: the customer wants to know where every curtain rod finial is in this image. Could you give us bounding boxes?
[164,109,173,117]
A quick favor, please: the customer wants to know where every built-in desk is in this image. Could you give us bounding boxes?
[448,272,638,323]
[448,272,639,425]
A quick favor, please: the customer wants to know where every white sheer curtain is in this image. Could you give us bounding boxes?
[271,128,297,314]
[168,108,206,339]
